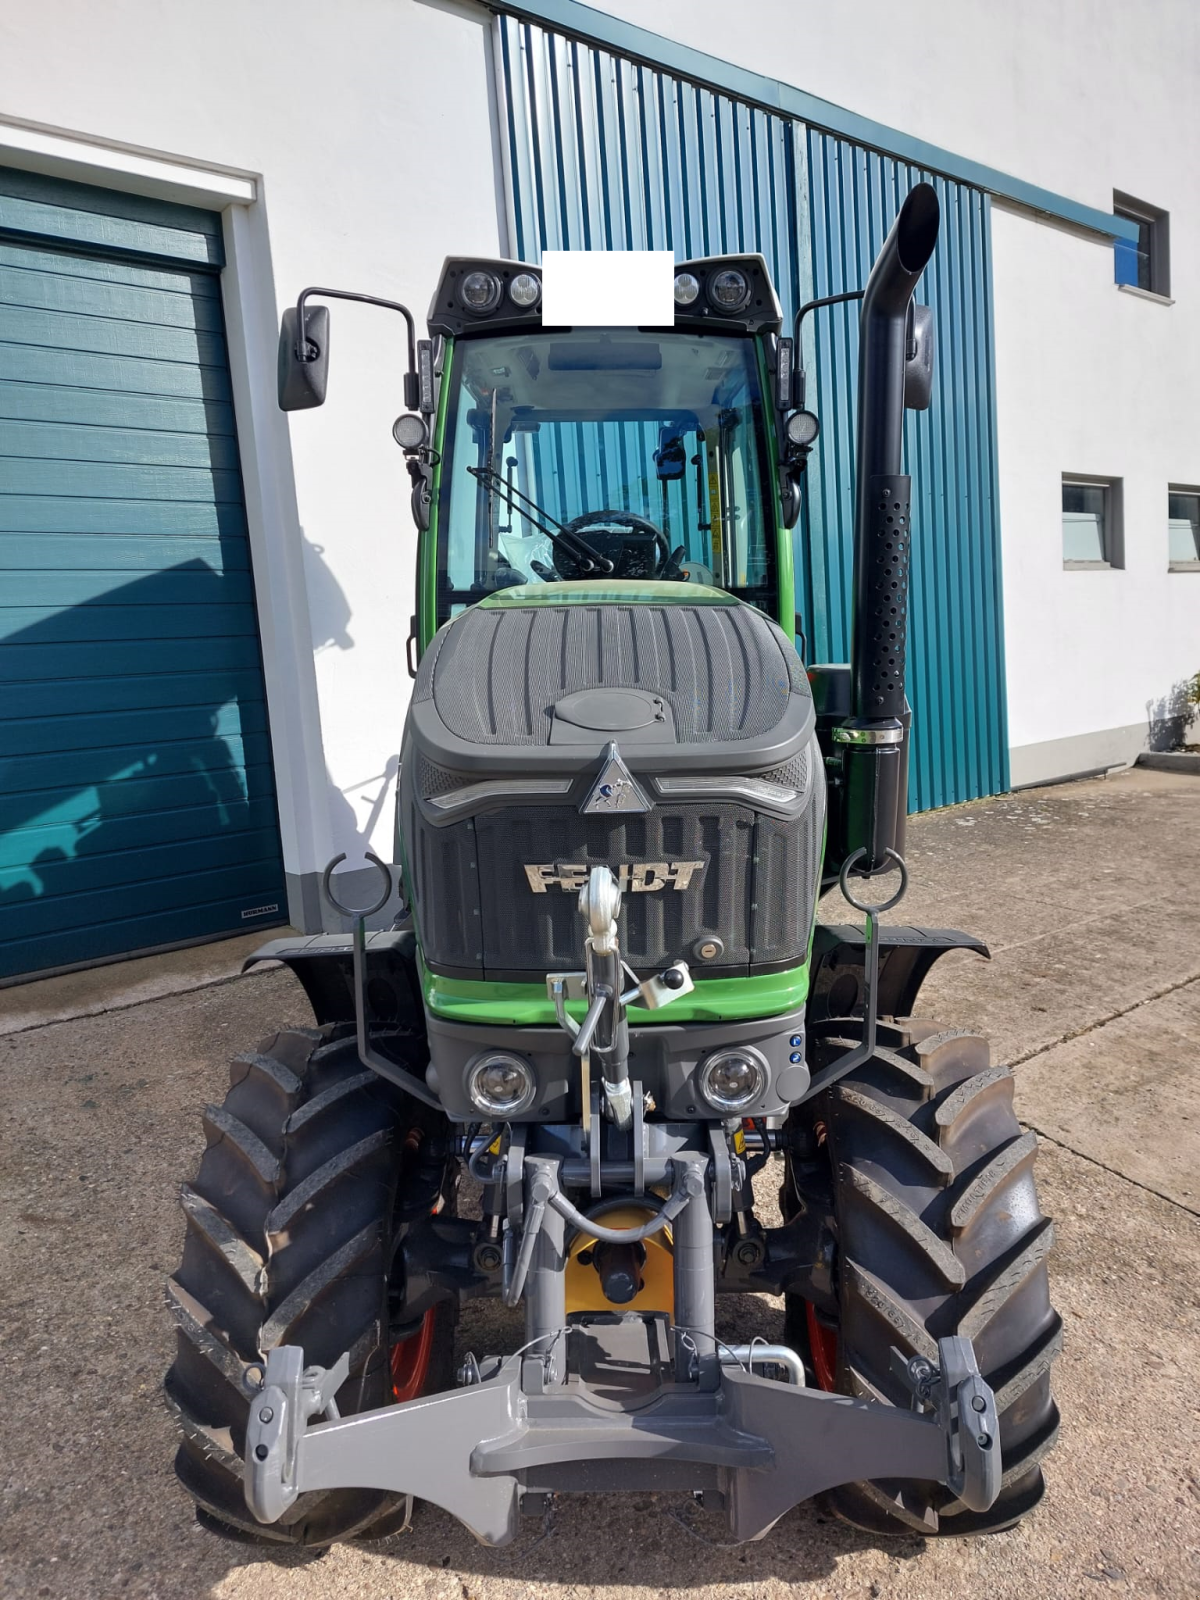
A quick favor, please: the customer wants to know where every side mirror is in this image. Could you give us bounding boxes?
[904,303,935,411]
[278,305,330,411]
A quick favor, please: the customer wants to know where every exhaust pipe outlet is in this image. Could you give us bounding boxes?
[844,183,940,873]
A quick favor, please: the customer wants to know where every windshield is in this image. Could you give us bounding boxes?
[435,328,776,624]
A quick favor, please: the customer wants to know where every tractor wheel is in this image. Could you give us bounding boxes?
[164,1025,453,1547]
[786,1022,1061,1536]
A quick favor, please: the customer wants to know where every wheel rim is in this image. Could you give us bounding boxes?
[390,1307,438,1402]
[805,1300,839,1392]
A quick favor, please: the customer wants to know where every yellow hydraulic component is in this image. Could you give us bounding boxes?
[564,1205,675,1316]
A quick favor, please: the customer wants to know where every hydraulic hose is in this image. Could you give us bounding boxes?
[545,1158,699,1244]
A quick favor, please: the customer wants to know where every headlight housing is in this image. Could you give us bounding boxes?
[706,267,750,314]
[466,1051,536,1116]
[392,412,429,452]
[673,271,701,306]
[697,1046,768,1113]
[508,271,541,308]
[785,409,820,448]
[459,270,502,315]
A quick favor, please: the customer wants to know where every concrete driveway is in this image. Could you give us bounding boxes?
[2,769,1198,1600]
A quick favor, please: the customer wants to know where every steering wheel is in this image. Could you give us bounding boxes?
[554,509,671,580]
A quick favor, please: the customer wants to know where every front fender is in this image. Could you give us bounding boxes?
[244,930,425,1030]
[806,923,989,1025]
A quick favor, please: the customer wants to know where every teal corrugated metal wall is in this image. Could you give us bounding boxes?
[803,136,1008,808]
[498,15,809,315]
[0,166,286,979]
[496,12,1008,812]
[496,13,811,601]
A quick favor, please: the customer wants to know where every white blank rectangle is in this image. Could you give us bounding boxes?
[540,250,675,326]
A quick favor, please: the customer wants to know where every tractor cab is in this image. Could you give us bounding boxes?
[401,255,807,652]
[418,255,794,642]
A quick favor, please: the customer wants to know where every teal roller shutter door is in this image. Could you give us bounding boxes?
[496,12,1009,812]
[0,167,286,980]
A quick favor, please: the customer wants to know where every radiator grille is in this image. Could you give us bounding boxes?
[475,804,753,970]
[405,790,822,975]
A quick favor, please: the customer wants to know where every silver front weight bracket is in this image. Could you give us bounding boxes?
[241,1331,1002,1540]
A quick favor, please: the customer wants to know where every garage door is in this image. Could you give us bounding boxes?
[0,165,286,981]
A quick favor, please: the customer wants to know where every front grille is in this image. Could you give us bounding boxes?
[404,792,822,976]
[475,804,754,971]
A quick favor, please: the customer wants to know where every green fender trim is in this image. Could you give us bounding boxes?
[420,955,810,1026]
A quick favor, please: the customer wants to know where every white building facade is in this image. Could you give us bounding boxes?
[0,0,1194,977]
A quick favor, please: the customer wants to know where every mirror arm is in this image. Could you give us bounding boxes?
[791,288,865,409]
[294,286,420,410]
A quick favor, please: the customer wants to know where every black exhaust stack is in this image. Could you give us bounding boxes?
[843,182,940,874]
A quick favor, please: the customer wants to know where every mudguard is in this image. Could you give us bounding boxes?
[806,922,989,1025]
[244,930,424,1030]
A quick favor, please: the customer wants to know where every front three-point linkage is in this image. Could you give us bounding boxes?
[548,865,694,1133]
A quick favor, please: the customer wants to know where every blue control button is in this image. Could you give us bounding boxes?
[789,1052,803,1064]
[789,1035,803,1047]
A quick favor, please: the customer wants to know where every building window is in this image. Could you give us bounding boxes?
[1062,477,1122,568]
[1113,192,1170,297]
[1168,488,1200,569]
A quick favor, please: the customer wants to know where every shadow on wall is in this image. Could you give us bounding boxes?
[301,527,355,653]
[296,529,404,929]
[321,753,404,932]
[1146,675,1200,752]
[0,559,287,979]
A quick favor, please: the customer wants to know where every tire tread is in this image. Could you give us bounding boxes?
[807,1021,1060,1537]
[165,1026,423,1548]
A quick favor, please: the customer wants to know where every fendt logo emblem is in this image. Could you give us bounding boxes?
[579,742,652,815]
[524,861,705,894]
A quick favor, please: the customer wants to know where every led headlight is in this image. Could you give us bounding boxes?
[508,271,541,308]
[785,409,820,447]
[459,270,502,314]
[698,1046,768,1113]
[673,271,701,306]
[466,1051,536,1116]
[392,412,429,451]
[707,267,750,313]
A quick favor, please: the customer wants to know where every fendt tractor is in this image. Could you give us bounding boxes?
[163,183,1060,1549]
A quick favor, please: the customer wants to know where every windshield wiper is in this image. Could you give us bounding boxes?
[467,466,615,575]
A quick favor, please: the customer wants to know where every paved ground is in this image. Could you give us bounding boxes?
[1,769,1198,1600]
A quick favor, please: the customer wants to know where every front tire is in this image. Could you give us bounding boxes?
[164,1026,451,1547]
[788,1022,1061,1535]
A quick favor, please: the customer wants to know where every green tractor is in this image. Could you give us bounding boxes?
[164,183,1059,1548]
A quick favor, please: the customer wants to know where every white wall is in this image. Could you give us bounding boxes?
[0,0,505,916]
[594,0,1200,219]
[991,206,1200,782]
